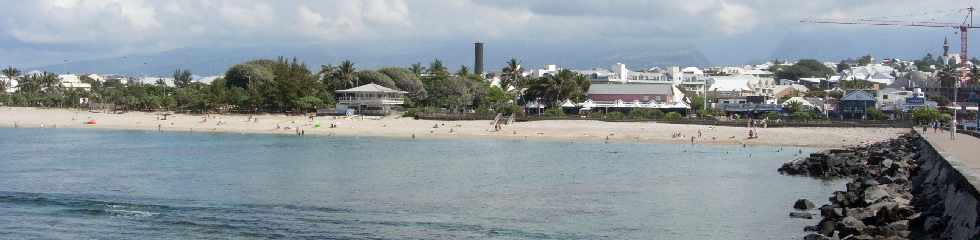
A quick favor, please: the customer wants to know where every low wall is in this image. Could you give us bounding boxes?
[911,133,980,239]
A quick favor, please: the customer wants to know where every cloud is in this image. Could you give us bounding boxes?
[0,0,976,67]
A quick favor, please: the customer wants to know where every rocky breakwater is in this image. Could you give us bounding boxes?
[779,134,919,240]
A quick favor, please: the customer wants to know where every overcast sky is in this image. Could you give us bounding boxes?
[1,0,978,71]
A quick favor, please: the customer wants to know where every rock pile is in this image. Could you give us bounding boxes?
[780,134,920,240]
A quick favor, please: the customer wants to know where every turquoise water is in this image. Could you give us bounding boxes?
[0,128,840,239]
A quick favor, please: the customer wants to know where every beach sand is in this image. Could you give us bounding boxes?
[0,107,909,148]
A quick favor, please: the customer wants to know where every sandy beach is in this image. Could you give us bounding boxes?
[0,107,908,148]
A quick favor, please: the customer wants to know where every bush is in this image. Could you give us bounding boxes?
[664,112,682,121]
[629,108,663,120]
[792,111,814,121]
[402,108,418,117]
[912,107,941,124]
[605,111,625,120]
[865,107,888,120]
[941,113,953,124]
[543,107,565,117]
[766,111,780,120]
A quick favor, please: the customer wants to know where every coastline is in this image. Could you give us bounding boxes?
[0,107,909,148]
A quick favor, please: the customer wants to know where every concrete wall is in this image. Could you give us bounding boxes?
[911,135,980,239]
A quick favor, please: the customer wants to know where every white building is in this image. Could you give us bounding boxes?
[841,64,896,85]
[58,74,92,91]
[530,64,560,78]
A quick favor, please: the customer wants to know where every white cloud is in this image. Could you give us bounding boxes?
[0,0,975,67]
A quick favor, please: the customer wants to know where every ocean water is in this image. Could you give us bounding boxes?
[0,128,841,239]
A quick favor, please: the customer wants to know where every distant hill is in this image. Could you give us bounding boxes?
[31,40,712,76]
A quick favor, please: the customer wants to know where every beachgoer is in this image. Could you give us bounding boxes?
[698,129,702,138]
[691,136,695,144]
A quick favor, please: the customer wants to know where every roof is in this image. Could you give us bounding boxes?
[336,83,407,93]
[841,91,876,101]
[586,83,673,95]
[774,84,809,95]
[708,75,754,92]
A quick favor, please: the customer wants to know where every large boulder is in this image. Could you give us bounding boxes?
[862,185,890,205]
[794,199,816,210]
[837,216,868,237]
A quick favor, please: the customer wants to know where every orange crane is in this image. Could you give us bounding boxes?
[801,7,977,139]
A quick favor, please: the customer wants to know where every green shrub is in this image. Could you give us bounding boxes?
[792,111,814,121]
[912,107,941,124]
[865,107,888,120]
[402,108,418,117]
[941,113,953,124]
[543,107,565,117]
[664,112,682,121]
[605,111,625,120]
[766,111,780,120]
[629,108,663,119]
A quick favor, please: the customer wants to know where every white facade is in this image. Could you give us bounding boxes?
[58,74,92,91]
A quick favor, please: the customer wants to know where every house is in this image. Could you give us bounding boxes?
[580,83,689,111]
[878,87,928,112]
[708,75,754,98]
[58,74,92,91]
[335,83,407,115]
[838,90,877,119]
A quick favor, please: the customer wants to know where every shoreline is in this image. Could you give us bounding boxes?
[0,107,909,148]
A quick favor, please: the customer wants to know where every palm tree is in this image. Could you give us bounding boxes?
[428,59,447,77]
[409,63,426,77]
[337,60,358,89]
[1,66,19,93]
[500,58,523,91]
[456,65,470,77]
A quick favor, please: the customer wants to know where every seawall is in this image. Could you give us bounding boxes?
[912,131,980,239]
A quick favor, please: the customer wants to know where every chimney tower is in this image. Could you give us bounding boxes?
[474,42,485,75]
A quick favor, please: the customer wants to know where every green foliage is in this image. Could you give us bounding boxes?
[865,107,888,120]
[792,111,814,121]
[543,107,565,117]
[766,111,780,120]
[773,59,834,80]
[857,55,873,66]
[605,111,625,120]
[940,113,952,124]
[500,58,524,91]
[173,68,192,88]
[379,67,427,101]
[356,70,397,89]
[839,80,877,90]
[293,96,323,112]
[629,108,663,120]
[522,69,590,106]
[912,107,941,124]
[928,95,950,107]
[664,112,682,121]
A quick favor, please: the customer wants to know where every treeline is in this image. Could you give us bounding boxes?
[0,57,591,115]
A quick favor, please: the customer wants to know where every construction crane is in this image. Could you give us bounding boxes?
[801,7,977,140]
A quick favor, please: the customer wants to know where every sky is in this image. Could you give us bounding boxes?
[0,0,978,74]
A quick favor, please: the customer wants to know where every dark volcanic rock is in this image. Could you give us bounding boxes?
[790,212,814,219]
[794,199,816,210]
[780,133,923,240]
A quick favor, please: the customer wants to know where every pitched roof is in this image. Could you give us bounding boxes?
[841,91,876,101]
[336,83,407,93]
[587,83,673,95]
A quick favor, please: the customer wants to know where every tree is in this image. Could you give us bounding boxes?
[773,59,834,80]
[356,70,397,89]
[522,69,589,106]
[173,68,192,88]
[857,55,873,66]
[1,66,20,93]
[456,65,470,77]
[428,59,448,77]
[379,67,427,103]
[336,60,358,89]
[836,61,850,73]
[500,58,524,91]
[409,63,426,77]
